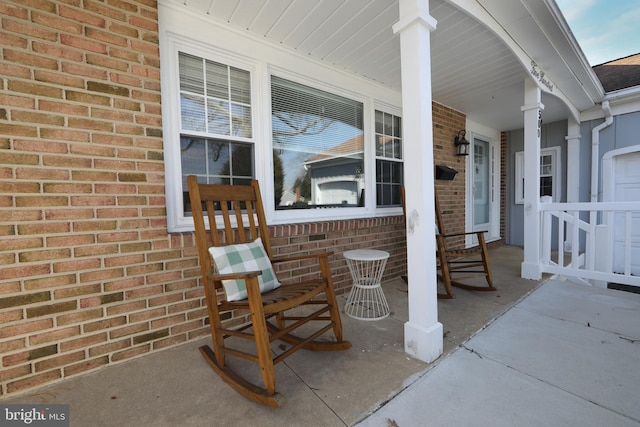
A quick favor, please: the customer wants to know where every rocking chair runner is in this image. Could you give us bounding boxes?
[401,186,496,298]
[187,176,351,407]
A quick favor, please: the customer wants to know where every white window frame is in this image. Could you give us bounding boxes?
[374,104,404,208]
[515,146,562,204]
[160,34,262,232]
[264,68,376,224]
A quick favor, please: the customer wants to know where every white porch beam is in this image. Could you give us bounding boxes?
[521,78,544,280]
[393,0,442,363]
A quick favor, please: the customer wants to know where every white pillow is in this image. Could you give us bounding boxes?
[208,238,281,302]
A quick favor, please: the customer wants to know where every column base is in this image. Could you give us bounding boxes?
[521,261,542,280]
[404,321,443,363]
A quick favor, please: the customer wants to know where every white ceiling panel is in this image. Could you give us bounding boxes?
[167,0,602,131]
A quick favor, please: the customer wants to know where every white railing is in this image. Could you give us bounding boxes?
[540,198,640,287]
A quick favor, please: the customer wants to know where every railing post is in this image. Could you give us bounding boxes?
[540,196,552,267]
[594,222,611,288]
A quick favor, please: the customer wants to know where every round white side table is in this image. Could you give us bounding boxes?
[343,249,390,320]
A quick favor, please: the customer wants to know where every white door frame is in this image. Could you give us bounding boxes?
[465,122,501,246]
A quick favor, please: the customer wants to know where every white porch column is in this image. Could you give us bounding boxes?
[565,119,581,203]
[521,78,544,280]
[393,0,442,363]
[564,119,581,251]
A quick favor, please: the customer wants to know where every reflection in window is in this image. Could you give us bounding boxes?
[178,52,254,214]
[271,76,364,209]
[375,110,403,207]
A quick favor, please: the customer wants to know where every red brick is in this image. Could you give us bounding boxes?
[106,300,146,316]
[152,334,186,350]
[2,20,57,43]
[87,338,130,357]
[6,370,61,394]
[0,337,26,354]
[58,4,106,27]
[53,284,102,300]
[0,365,31,382]
[83,316,127,333]
[57,308,103,327]
[63,356,109,377]
[59,332,107,352]
[111,344,150,362]
[0,264,50,281]
[35,350,85,372]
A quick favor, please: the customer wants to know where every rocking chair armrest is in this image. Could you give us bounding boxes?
[440,230,488,238]
[207,270,262,282]
[270,251,334,264]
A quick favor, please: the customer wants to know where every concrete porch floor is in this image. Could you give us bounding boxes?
[3,246,639,426]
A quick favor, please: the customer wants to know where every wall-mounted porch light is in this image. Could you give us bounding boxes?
[454,130,470,156]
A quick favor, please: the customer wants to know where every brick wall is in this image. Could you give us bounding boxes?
[0,0,175,396]
[0,0,465,397]
[432,102,468,248]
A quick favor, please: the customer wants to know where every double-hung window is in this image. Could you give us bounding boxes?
[177,52,255,215]
[515,146,561,203]
[162,37,404,231]
[375,110,403,207]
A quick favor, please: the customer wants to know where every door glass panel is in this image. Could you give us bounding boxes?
[473,138,490,226]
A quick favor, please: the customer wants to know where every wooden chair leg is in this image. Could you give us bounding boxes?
[246,284,277,397]
[478,235,494,287]
[436,237,455,299]
[319,256,345,343]
[204,283,227,367]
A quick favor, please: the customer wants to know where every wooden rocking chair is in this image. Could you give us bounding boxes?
[434,188,495,299]
[400,186,495,298]
[187,176,351,407]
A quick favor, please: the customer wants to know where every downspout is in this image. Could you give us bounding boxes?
[590,101,612,202]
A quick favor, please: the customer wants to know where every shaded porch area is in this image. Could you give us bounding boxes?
[4,246,639,426]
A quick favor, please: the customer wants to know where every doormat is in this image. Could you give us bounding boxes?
[607,283,640,294]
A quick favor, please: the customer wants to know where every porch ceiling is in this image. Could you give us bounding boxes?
[174,0,602,131]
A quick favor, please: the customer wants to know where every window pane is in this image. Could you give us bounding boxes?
[207,99,230,135]
[180,94,206,132]
[540,176,553,197]
[375,110,383,134]
[179,53,204,93]
[181,138,207,175]
[376,159,403,207]
[375,110,403,206]
[393,138,402,159]
[181,138,253,183]
[179,52,252,139]
[205,60,229,99]
[206,141,230,176]
[177,52,254,217]
[230,67,251,104]
[393,115,401,138]
[231,104,252,138]
[271,76,364,209]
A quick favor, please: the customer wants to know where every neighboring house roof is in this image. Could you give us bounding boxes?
[592,53,640,92]
[305,135,364,166]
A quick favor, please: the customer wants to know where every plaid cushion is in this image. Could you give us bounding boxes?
[208,238,281,302]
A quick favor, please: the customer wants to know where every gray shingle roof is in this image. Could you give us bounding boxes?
[592,53,640,92]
